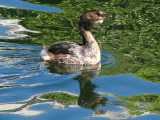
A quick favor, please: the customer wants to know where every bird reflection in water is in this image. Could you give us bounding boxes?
[47,63,108,115]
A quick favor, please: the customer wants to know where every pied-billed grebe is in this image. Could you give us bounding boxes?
[41,10,112,64]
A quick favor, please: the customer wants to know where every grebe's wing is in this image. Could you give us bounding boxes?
[47,41,81,55]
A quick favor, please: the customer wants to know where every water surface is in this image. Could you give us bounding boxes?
[0,0,61,12]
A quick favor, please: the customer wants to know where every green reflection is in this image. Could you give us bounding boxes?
[40,92,78,105]
[101,92,160,116]
[117,94,160,115]
[0,0,159,82]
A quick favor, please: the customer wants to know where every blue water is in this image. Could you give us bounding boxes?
[0,0,160,120]
[0,0,61,12]
[0,42,159,120]
[95,74,160,97]
[0,27,12,36]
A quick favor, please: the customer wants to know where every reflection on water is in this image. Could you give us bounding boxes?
[75,71,108,115]
[47,63,107,114]
[47,63,101,75]
[0,42,41,83]
[0,19,39,39]
[0,0,61,12]
[0,92,79,117]
[0,45,153,119]
[0,42,160,119]
[0,5,15,9]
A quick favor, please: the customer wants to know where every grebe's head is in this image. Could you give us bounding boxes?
[80,10,112,27]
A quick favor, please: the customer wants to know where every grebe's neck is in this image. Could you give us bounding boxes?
[79,23,101,63]
[79,23,97,45]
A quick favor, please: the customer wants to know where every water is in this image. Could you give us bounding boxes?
[0,0,160,120]
[2,43,160,120]
[0,0,61,12]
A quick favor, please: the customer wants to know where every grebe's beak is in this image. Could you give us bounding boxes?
[106,14,112,18]
[98,13,112,24]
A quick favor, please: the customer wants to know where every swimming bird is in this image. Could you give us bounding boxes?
[41,10,112,65]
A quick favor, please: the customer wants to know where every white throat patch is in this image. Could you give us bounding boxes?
[98,17,104,24]
[98,19,104,24]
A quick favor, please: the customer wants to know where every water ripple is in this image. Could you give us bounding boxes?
[0,19,39,39]
[0,42,41,82]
